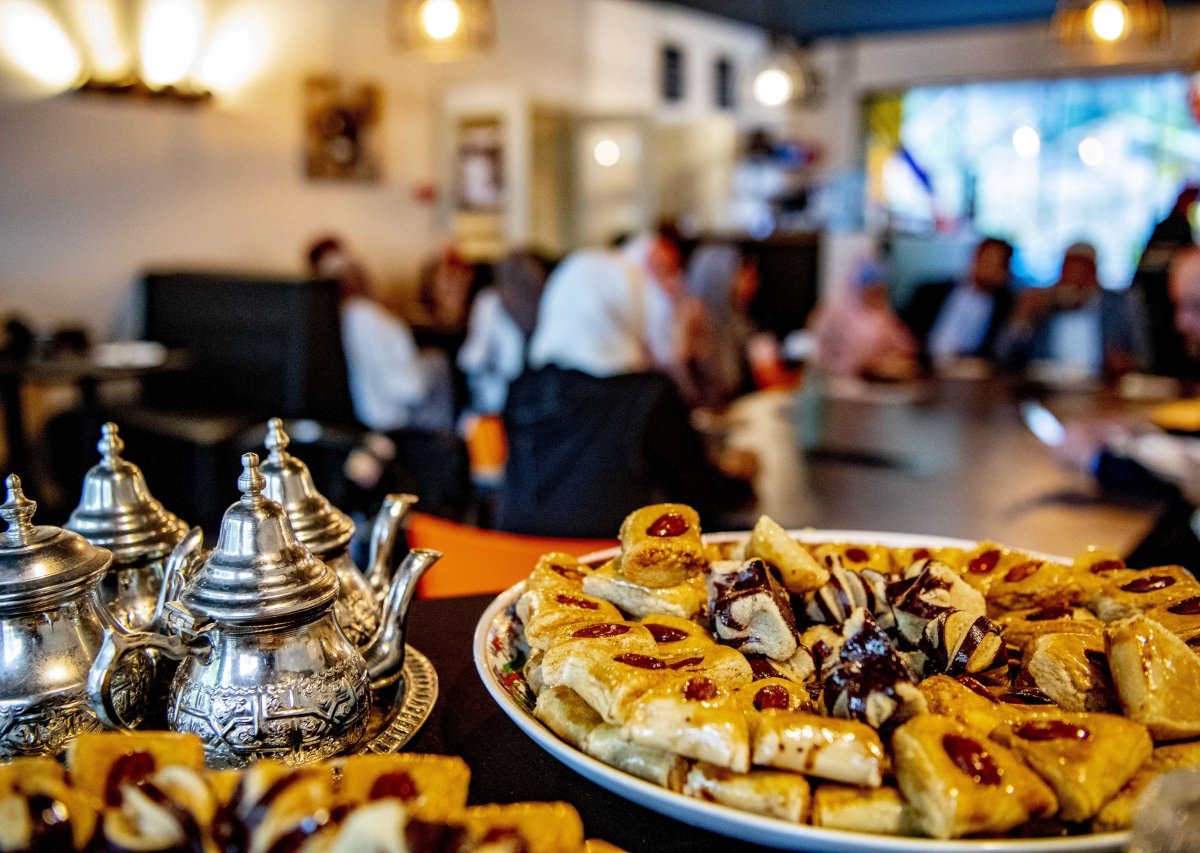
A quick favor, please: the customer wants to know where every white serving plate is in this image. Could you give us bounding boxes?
[472,529,1132,853]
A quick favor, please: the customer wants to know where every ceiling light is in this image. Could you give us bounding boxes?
[593,138,620,167]
[389,0,494,61]
[139,0,204,88]
[752,69,792,108]
[1079,135,1105,166]
[1053,0,1166,46]
[1012,126,1041,159]
[0,0,82,90]
[746,37,820,109]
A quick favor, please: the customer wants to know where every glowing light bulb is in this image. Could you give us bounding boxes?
[73,0,129,80]
[420,0,461,41]
[1012,126,1041,160]
[1088,0,1128,43]
[753,67,793,107]
[1079,135,1105,167]
[140,0,203,88]
[198,9,269,93]
[0,0,82,89]
[593,139,621,167]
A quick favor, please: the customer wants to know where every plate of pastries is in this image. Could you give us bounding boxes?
[474,503,1200,851]
[0,730,618,852]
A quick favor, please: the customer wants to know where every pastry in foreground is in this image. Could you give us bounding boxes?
[750,710,887,787]
[990,713,1151,821]
[617,503,706,589]
[823,609,926,730]
[1105,615,1200,740]
[707,558,799,661]
[892,714,1057,839]
[1023,632,1116,713]
[683,761,811,822]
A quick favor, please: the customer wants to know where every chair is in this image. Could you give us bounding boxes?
[407,512,615,598]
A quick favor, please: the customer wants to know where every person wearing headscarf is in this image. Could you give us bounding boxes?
[457,250,548,414]
[685,243,759,406]
[499,249,755,537]
[812,259,918,381]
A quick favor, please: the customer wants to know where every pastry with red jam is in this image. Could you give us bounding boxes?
[526,552,594,593]
[917,674,1037,734]
[617,504,706,589]
[621,675,751,772]
[744,515,829,595]
[733,677,813,718]
[984,557,1084,612]
[1106,615,1200,740]
[538,620,659,690]
[582,558,707,620]
[888,559,986,647]
[515,587,623,651]
[683,761,811,822]
[1090,566,1200,622]
[956,541,1028,596]
[1144,592,1200,642]
[991,713,1151,822]
[892,714,1058,839]
[750,710,888,787]
[334,754,470,821]
[995,605,1103,653]
[823,609,926,730]
[811,784,917,836]
[810,542,896,576]
[707,558,799,661]
[802,555,895,631]
[1023,632,1116,713]
[659,645,754,690]
[545,644,674,724]
[637,614,716,658]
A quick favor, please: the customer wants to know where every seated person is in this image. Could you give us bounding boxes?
[901,237,1015,363]
[307,236,466,514]
[684,242,760,408]
[1132,185,1198,376]
[996,242,1143,377]
[811,259,918,381]
[498,249,755,538]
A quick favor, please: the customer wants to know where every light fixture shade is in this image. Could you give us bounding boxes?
[745,37,820,109]
[1053,0,1167,46]
[388,0,495,62]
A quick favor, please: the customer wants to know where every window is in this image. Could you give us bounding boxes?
[865,73,1200,288]
[715,56,734,110]
[661,44,684,104]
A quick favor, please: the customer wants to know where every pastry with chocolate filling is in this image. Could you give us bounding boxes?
[637,614,715,657]
[515,587,623,651]
[1023,632,1117,713]
[991,713,1151,822]
[889,559,986,647]
[93,765,217,853]
[617,503,706,589]
[823,609,926,730]
[0,760,96,852]
[622,675,751,772]
[335,754,470,821]
[538,621,659,690]
[1093,741,1200,831]
[811,784,918,836]
[916,610,1006,678]
[892,714,1058,839]
[213,760,334,853]
[582,559,707,620]
[995,605,1103,654]
[744,515,829,594]
[526,552,594,592]
[984,557,1083,613]
[683,761,811,822]
[1090,566,1200,622]
[707,559,799,661]
[66,732,206,808]
[771,626,843,686]
[811,542,895,576]
[750,710,888,787]
[1106,615,1200,740]
[803,557,894,631]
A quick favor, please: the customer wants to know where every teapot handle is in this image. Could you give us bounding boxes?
[86,618,207,730]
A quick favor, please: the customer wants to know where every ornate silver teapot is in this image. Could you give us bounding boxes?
[65,423,190,631]
[88,454,440,768]
[258,418,418,649]
[0,475,152,758]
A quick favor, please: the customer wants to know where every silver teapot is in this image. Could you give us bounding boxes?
[88,454,440,768]
[0,475,152,758]
[65,423,190,631]
[258,418,418,649]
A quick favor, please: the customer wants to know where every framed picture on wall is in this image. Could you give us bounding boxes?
[455,117,504,212]
[304,75,382,182]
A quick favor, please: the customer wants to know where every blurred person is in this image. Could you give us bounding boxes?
[498,249,755,537]
[901,236,1016,363]
[996,242,1142,376]
[307,236,466,514]
[619,228,686,374]
[1132,185,1199,376]
[684,242,759,407]
[811,259,919,381]
[417,245,477,330]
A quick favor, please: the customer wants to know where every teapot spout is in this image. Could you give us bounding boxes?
[362,547,441,689]
[363,494,419,600]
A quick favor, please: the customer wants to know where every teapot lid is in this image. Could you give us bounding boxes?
[65,423,189,565]
[0,474,111,611]
[259,418,354,557]
[181,453,337,626]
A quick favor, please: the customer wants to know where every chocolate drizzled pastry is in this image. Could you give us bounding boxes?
[823,608,926,730]
[707,559,799,661]
[889,559,986,647]
[802,556,894,630]
[917,610,1005,678]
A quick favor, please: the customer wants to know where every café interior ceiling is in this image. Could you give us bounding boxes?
[655,0,1198,38]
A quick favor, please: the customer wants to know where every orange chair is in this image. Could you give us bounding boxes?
[409,512,616,599]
